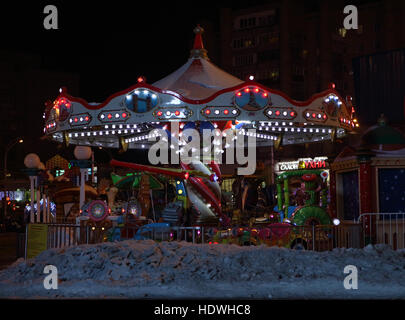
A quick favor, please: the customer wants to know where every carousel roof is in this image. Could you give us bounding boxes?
[333,115,405,163]
[43,25,359,150]
[362,114,405,147]
[153,26,243,100]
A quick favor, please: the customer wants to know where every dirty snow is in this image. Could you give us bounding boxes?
[0,240,404,299]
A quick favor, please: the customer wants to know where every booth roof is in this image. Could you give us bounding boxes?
[362,114,405,146]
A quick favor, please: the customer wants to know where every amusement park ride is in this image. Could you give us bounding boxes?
[42,26,359,248]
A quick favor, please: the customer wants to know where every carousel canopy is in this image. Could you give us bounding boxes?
[153,26,243,100]
[43,25,358,150]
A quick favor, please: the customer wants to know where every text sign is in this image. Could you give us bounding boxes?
[26,224,48,259]
[275,157,328,173]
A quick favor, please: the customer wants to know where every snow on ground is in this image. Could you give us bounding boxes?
[0,240,404,299]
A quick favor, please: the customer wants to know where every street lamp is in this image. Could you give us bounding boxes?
[2,138,24,222]
[23,153,41,223]
[4,138,24,179]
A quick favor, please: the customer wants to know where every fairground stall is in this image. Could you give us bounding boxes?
[330,115,405,249]
[41,26,359,248]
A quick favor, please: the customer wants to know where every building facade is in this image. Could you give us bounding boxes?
[218,0,405,103]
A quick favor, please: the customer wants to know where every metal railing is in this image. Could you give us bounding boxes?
[117,225,204,244]
[358,213,405,250]
[206,224,362,251]
[26,224,206,253]
[27,218,401,254]
[47,224,91,248]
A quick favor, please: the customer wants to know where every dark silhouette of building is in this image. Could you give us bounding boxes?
[218,0,405,104]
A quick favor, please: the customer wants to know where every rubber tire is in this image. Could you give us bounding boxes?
[291,205,331,226]
[290,239,307,250]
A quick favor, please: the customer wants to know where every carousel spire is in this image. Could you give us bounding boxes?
[190,25,209,60]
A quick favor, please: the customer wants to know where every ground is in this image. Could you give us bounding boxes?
[0,240,404,299]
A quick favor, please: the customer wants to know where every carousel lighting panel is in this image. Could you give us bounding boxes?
[45,121,57,132]
[202,106,240,119]
[153,107,191,120]
[265,107,297,120]
[98,110,130,123]
[69,113,92,126]
[303,109,328,122]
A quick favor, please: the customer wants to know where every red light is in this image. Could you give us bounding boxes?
[122,112,127,118]
[175,110,180,116]
[214,242,219,244]
[209,242,212,244]
[312,113,316,118]
[223,109,229,115]
[290,111,295,117]
[85,116,89,121]
[184,172,189,180]
[244,88,250,93]
[65,103,71,108]
[157,111,162,116]
[137,76,144,83]
[74,117,78,122]
[205,109,211,115]
[275,110,280,116]
[254,88,259,93]
[107,114,112,119]
[236,92,242,97]
[263,92,268,97]
[323,114,327,119]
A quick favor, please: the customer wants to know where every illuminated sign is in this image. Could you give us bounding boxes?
[275,157,328,173]
[0,191,25,201]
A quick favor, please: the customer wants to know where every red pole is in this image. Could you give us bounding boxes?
[359,161,374,241]
[329,170,337,218]
[110,159,189,180]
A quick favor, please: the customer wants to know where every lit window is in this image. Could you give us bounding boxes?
[338,28,347,38]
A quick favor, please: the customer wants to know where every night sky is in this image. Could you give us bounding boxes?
[0,0,385,102]
[0,0,401,168]
[0,1,238,166]
[0,1,232,101]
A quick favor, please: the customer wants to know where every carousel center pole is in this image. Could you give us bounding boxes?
[73,146,92,215]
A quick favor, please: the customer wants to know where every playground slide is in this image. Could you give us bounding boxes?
[181,161,222,218]
[185,180,217,220]
[187,161,221,198]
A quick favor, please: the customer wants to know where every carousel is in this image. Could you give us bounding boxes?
[42,25,359,242]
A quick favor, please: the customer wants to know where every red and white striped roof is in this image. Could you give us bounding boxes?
[153,25,243,100]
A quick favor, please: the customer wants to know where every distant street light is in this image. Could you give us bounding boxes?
[4,138,24,179]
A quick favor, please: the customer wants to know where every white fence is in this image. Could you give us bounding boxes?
[358,213,405,250]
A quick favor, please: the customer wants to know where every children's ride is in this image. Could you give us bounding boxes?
[43,25,357,247]
[275,169,331,226]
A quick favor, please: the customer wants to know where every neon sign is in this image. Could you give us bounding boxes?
[275,157,328,173]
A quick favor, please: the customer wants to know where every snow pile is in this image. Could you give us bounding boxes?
[0,241,404,299]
